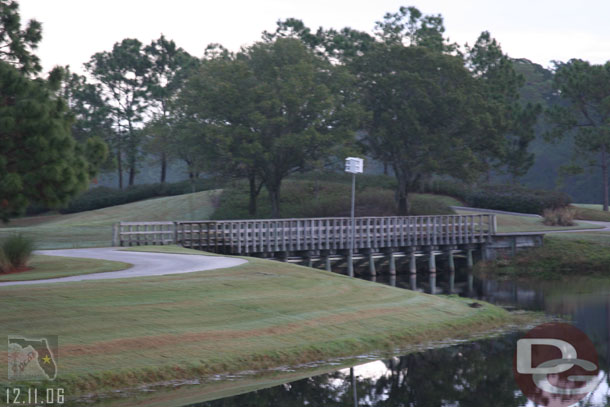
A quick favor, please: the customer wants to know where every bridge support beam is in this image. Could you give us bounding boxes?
[325,255,332,272]
[347,251,354,277]
[409,252,417,274]
[428,251,437,273]
[467,249,474,269]
[388,250,396,275]
[447,250,455,272]
[368,252,376,276]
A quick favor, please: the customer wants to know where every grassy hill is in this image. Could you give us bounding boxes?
[0,190,220,249]
[1,177,463,249]
[0,246,517,402]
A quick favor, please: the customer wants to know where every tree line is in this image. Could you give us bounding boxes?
[2,1,610,222]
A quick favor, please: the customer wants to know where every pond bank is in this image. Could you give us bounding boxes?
[1,247,527,401]
[476,235,610,279]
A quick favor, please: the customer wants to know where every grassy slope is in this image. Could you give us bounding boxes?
[0,247,512,397]
[572,204,610,222]
[476,235,610,279]
[0,255,131,282]
[0,190,219,249]
[455,209,602,233]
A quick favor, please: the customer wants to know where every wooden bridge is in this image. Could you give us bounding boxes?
[110,214,546,276]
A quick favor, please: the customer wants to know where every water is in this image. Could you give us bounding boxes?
[191,269,610,407]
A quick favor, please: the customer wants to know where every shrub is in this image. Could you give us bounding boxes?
[0,234,34,272]
[543,207,576,226]
[0,249,9,273]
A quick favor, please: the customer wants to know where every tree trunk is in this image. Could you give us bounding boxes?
[603,147,609,212]
[268,181,282,218]
[396,180,409,215]
[117,149,123,190]
[248,175,258,216]
[128,163,136,186]
[160,152,167,184]
[383,161,388,175]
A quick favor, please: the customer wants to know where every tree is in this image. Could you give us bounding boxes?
[180,38,359,217]
[0,0,41,74]
[179,53,265,215]
[0,61,96,221]
[85,39,150,188]
[144,35,196,183]
[353,44,500,214]
[546,59,610,211]
[465,31,541,181]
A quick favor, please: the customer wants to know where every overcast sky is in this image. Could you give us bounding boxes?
[19,0,610,75]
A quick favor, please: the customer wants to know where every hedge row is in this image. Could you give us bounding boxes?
[422,180,571,215]
[59,178,219,214]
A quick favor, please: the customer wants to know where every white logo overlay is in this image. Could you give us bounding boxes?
[516,338,599,396]
[513,323,600,407]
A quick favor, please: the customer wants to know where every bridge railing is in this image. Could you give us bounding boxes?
[114,214,497,253]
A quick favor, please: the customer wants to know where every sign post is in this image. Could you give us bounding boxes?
[345,157,363,277]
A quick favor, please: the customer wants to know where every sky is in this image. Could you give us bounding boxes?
[18,0,610,76]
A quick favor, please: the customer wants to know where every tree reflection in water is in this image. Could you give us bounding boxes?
[196,334,533,407]
[194,274,610,407]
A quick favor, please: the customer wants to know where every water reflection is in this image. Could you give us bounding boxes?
[192,271,610,407]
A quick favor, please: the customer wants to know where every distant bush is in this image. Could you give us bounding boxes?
[543,207,576,226]
[423,180,571,214]
[60,178,220,214]
[0,235,34,273]
[211,179,455,220]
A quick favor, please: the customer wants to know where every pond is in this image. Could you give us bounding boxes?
[191,268,610,407]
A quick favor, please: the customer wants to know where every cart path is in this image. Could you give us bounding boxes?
[0,248,247,287]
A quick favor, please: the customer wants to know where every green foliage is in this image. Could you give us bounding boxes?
[60,178,219,214]
[0,234,34,272]
[85,38,151,188]
[545,59,610,210]
[423,180,571,214]
[180,37,361,217]
[466,32,541,180]
[353,44,497,213]
[0,0,42,74]
[0,61,91,221]
[211,178,457,220]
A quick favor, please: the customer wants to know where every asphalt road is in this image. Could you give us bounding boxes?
[0,248,247,287]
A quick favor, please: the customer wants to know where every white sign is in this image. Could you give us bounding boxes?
[345,157,363,174]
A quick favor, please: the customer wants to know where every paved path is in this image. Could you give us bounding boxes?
[0,248,247,287]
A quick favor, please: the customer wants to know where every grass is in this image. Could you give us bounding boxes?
[475,235,610,280]
[455,209,602,233]
[0,190,220,249]
[572,203,610,222]
[0,254,131,282]
[0,246,515,399]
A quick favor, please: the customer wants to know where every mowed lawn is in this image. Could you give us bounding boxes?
[0,190,220,249]
[0,255,131,282]
[0,249,509,395]
[455,209,602,233]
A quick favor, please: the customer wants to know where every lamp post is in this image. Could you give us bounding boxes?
[345,157,363,277]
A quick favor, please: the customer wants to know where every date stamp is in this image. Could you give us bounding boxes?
[4,387,64,405]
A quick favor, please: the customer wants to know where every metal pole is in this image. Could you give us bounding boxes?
[349,172,356,277]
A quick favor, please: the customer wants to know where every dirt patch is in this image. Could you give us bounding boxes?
[0,265,33,274]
